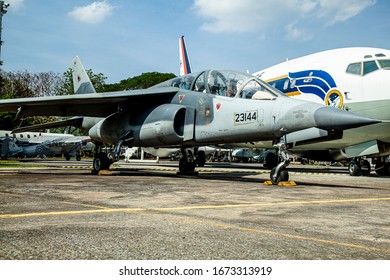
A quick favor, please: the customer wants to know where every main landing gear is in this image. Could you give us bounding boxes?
[348,156,390,176]
[92,141,123,175]
[375,157,390,176]
[178,148,198,175]
[270,140,290,185]
[348,158,371,176]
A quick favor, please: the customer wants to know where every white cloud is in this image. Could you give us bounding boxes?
[285,21,312,41]
[193,0,376,40]
[68,1,113,24]
[317,0,376,26]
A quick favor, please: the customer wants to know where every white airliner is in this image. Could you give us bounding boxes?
[251,47,390,176]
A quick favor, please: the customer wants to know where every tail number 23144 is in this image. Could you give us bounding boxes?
[234,110,258,125]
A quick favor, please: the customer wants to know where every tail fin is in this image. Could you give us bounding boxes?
[71,56,96,94]
[179,36,192,76]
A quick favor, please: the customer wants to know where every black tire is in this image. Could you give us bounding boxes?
[270,167,288,185]
[280,170,289,181]
[179,157,196,173]
[93,153,110,174]
[348,161,361,176]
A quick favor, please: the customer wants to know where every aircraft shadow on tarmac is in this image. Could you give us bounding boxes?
[112,168,381,190]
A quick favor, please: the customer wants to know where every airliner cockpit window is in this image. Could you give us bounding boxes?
[346,62,362,75]
[378,59,390,69]
[363,60,379,75]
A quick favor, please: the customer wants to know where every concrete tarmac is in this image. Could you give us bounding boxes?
[0,160,389,260]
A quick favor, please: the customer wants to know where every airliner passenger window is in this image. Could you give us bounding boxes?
[346,62,362,75]
[363,61,379,75]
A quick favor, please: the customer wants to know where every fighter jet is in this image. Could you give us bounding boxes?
[0,61,380,184]
[178,37,390,176]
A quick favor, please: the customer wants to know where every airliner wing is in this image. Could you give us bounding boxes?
[0,87,179,117]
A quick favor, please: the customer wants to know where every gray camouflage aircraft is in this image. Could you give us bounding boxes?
[0,58,381,184]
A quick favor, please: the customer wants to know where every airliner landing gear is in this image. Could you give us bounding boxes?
[348,158,371,176]
[374,157,390,176]
[270,140,290,185]
[178,148,198,175]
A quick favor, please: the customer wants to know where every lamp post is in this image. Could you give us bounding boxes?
[0,1,9,66]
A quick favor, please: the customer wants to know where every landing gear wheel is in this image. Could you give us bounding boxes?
[348,161,361,176]
[270,168,289,185]
[93,152,110,174]
[280,170,289,181]
[179,157,196,174]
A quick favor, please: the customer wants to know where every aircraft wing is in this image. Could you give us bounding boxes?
[12,117,85,133]
[62,136,91,144]
[0,87,180,118]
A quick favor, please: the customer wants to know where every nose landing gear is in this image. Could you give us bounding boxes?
[270,140,290,185]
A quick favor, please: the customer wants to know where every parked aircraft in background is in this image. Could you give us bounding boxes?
[252,47,390,176]
[0,130,93,160]
[0,55,381,183]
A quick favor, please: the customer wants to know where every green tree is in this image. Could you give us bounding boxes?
[58,68,107,95]
[102,72,176,91]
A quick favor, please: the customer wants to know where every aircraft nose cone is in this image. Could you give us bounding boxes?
[314,107,381,130]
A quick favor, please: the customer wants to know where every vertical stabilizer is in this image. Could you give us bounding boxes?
[179,36,192,76]
[72,56,96,94]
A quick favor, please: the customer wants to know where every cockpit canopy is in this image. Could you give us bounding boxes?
[154,70,281,100]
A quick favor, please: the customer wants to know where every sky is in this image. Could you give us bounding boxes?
[1,0,389,83]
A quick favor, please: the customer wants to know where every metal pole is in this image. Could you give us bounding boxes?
[0,1,9,66]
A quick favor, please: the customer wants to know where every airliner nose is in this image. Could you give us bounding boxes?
[314,107,381,130]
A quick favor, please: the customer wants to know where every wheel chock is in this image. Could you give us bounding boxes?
[98,170,112,176]
[263,180,297,186]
